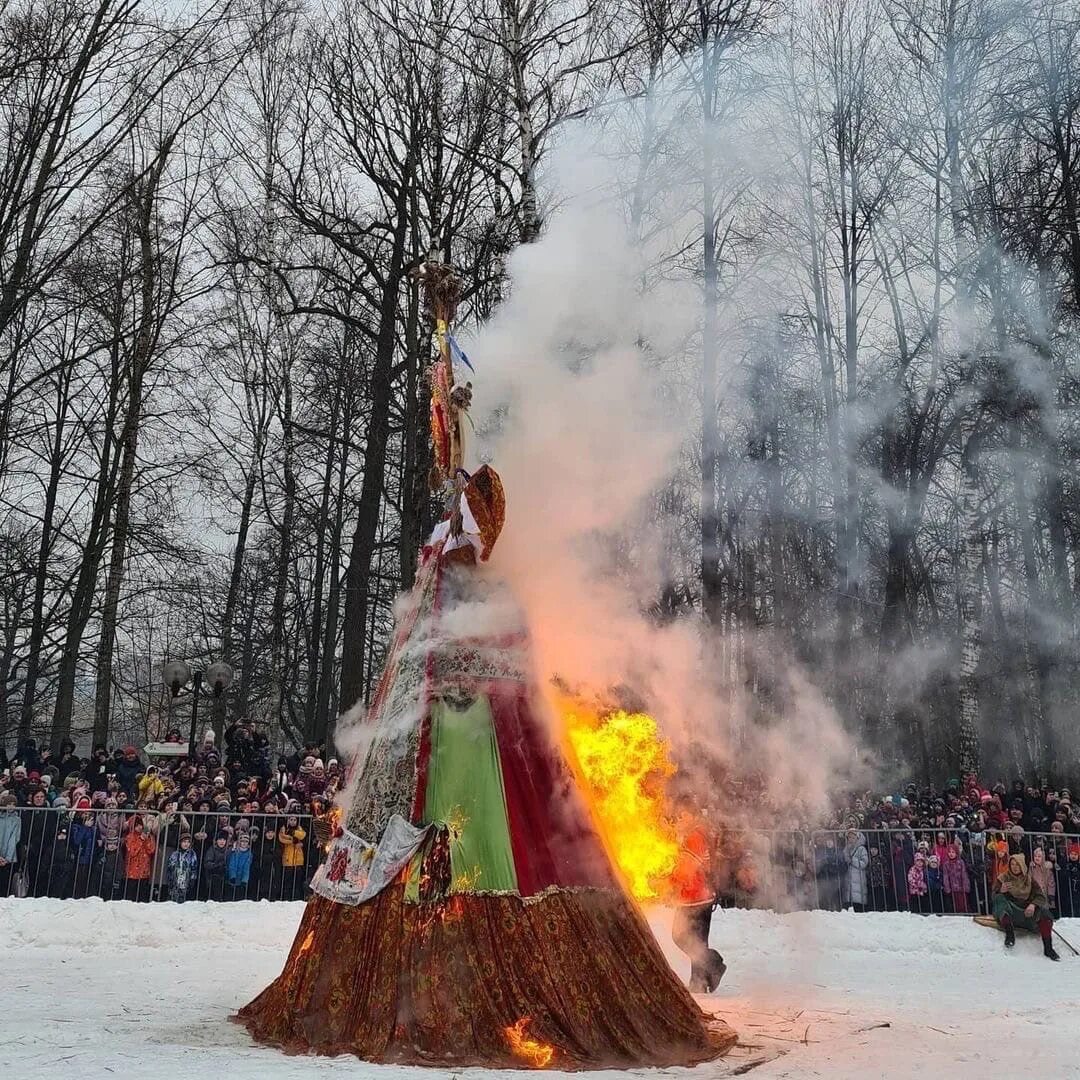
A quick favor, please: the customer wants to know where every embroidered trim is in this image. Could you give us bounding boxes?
[311,815,431,907]
[399,883,620,906]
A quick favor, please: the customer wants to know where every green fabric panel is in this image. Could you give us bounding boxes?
[424,694,518,894]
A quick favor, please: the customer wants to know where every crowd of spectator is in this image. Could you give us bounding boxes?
[712,773,1080,919]
[0,723,343,902]
[4,736,1080,925]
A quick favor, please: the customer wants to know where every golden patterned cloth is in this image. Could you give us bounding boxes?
[236,887,735,1068]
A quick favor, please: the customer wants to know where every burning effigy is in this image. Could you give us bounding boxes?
[236,263,735,1069]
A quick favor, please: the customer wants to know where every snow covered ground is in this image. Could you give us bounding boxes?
[1,898,1076,1079]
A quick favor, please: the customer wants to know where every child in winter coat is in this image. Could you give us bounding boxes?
[933,832,951,867]
[47,824,73,899]
[255,808,280,899]
[68,812,98,899]
[942,843,971,913]
[1065,845,1080,918]
[926,854,945,913]
[122,817,156,902]
[226,832,253,899]
[891,837,910,911]
[867,841,889,911]
[908,853,929,914]
[986,833,1010,901]
[965,832,989,913]
[202,832,229,901]
[166,833,198,903]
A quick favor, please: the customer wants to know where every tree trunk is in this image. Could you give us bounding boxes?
[700,43,722,628]
[304,384,341,740]
[19,368,72,740]
[49,348,123,750]
[956,427,983,775]
[1008,421,1057,766]
[339,170,413,716]
[221,453,260,667]
[502,0,541,244]
[766,417,786,632]
[398,264,425,590]
[92,162,164,747]
[316,367,352,746]
[944,0,980,774]
[267,334,297,732]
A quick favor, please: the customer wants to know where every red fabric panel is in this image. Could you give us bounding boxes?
[410,563,445,822]
[237,887,736,1068]
[489,685,618,896]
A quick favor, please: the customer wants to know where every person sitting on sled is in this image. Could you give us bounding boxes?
[993,853,1059,961]
[671,812,726,993]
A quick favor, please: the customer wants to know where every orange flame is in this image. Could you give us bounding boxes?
[324,806,344,850]
[504,1017,554,1068]
[564,708,680,901]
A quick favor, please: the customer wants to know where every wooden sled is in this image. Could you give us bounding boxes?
[973,914,1029,933]
[973,914,1079,955]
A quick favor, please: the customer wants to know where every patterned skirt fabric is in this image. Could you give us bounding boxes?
[236,887,735,1068]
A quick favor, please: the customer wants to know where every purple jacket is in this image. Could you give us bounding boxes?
[941,855,969,894]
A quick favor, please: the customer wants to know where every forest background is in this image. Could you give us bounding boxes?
[2,0,1079,785]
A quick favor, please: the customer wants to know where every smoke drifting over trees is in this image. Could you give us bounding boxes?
[1,0,1079,785]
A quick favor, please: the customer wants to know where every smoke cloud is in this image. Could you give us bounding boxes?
[465,113,870,821]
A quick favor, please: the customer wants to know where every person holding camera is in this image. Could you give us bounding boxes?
[138,765,165,803]
[114,747,142,798]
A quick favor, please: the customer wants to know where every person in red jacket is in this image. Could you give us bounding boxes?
[670,814,725,993]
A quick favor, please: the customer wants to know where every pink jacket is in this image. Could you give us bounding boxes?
[907,861,927,896]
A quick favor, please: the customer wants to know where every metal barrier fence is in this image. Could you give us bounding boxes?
[4,808,323,902]
[2,813,1077,914]
[712,828,1080,917]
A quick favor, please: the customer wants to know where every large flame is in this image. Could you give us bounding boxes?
[564,708,680,901]
[504,1017,554,1068]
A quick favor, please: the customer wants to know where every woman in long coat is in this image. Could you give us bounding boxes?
[842,830,869,912]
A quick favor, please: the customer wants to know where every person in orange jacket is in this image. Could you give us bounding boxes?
[670,812,726,993]
[122,816,157,902]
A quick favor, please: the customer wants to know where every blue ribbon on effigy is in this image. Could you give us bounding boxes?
[447,331,474,372]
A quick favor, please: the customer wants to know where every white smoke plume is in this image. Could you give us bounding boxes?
[465,117,870,821]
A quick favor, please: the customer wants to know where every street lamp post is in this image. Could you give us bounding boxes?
[162,660,234,759]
